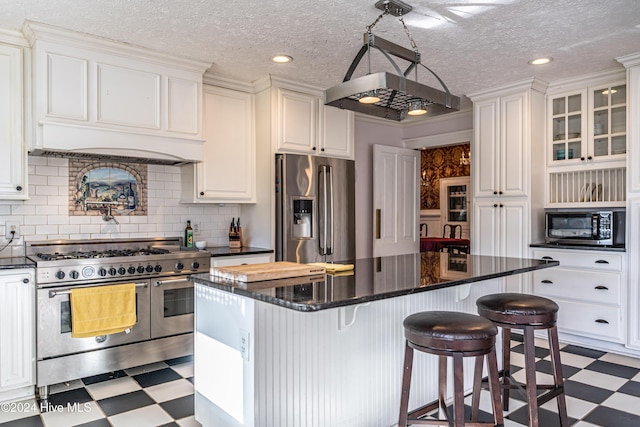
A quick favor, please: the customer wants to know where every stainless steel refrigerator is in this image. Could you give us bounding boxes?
[275,153,355,263]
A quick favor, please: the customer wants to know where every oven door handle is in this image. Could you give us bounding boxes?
[155,278,190,287]
[48,282,148,298]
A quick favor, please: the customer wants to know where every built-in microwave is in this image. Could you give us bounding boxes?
[545,209,625,247]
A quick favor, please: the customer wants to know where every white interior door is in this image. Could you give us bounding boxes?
[373,144,420,257]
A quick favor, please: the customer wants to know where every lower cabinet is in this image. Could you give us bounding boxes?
[211,253,273,268]
[0,269,35,402]
[531,248,624,343]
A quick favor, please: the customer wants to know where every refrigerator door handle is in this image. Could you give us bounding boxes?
[319,165,328,255]
[327,165,334,255]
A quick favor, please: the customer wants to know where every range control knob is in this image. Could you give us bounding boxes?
[154,265,162,273]
[55,271,65,280]
[98,268,107,277]
[118,267,126,275]
[127,266,136,274]
[146,265,154,273]
[175,262,184,271]
[108,267,117,276]
[137,265,145,273]
[69,271,79,280]
[192,261,200,269]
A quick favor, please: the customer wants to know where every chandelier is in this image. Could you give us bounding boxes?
[324,0,460,122]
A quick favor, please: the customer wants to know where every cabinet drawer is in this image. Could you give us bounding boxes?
[211,254,273,268]
[555,299,623,343]
[532,268,621,305]
[532,249,622,271]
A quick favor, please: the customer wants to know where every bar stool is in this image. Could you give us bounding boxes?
[398,311,504,427]
[475,293,569,427]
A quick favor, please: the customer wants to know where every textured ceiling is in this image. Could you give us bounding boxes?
[2,0,640,111]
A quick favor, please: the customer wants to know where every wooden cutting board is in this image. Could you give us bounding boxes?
[210,261,326,282]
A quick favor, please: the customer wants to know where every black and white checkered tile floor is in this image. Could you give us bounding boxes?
[2,337,640,426]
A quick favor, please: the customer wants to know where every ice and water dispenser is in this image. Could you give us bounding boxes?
[292,198,313,239]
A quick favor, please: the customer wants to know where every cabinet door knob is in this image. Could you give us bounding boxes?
[23,278,29,284]
[587,156,593,160]
[580,157,585,161]
[498,191,503,195]
[199,192,204,196]
[499,204,504,208]
[493,191,498,195]
[321,148,325,151]
[595,319,609,324]
[312,146,317,151]
[595,259,609,264]
[541,279,553,284]
[594,285,609,290]
[493,203,498,208]
[16,186,22,191]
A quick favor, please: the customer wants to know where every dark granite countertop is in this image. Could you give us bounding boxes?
[191,252,559,312]
[205,246,274,257]
[0,257,36,270]
[530,243,625,252]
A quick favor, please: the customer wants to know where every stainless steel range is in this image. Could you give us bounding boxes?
[26,237,210,399]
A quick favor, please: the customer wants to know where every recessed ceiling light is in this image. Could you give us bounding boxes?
[528,57,553,65]
[272,55,293,63]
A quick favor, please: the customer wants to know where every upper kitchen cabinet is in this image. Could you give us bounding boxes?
[181,80,256,203]
[271,80,354,160]
[22,21,211,164]
[547,70,627,167]
[469,78,547,199]
[0,32,28,200]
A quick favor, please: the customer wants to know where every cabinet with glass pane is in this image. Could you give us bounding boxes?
[440,176,469,237]
[548,76,626,166]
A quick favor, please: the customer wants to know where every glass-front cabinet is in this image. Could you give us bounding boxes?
[548,80,626,166]
[439,176,470,237]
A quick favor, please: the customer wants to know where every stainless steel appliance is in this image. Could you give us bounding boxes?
[26,237,210,399]
[275,154,355,263]
[544,208,626,246]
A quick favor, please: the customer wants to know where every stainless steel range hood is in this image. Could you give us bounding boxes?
[325,31,460,122]
[29,148,197,166]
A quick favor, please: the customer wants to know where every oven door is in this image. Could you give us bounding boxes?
[36,280,151,360]
[151,276,194,339]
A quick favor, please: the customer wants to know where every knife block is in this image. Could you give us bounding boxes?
[229,227,242,248]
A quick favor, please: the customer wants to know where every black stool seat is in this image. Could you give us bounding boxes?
[475,293,568,427]
[477,293,559,326]
[398,311,504,427]
[404,311,498,353]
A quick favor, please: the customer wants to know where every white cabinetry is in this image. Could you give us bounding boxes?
[24,21,210,163]
[181,83,256,203]
[0,268,35,402]
[0,35,27,200]
[469,79,547,291]
[531,248,625,344]
[274,85,354,159]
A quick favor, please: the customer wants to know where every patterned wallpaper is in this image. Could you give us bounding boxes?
[421,143,470,209]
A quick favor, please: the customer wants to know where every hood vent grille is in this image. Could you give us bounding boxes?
[29,149,195,166]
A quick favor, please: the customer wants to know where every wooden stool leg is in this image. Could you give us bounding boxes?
[548,325,569,427]
[502,326,512,411]
[486,346,505,426]
[398,341,414,427]
[523,326,539,427]
[452,353,465,427]
[438,355,448,418]
[471,355,484,421]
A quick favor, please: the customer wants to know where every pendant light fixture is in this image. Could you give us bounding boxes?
[324,0,460,121]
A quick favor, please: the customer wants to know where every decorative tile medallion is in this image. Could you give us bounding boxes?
[69,160,147,216]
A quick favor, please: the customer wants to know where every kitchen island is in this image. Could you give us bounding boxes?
[191,252,558,427]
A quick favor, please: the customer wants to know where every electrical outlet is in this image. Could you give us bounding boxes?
[5,221,19,239]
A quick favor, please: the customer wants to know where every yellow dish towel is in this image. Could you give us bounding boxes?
[308,262,355,273]
[70,283,136,338]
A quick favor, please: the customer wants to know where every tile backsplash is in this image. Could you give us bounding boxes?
[0,156,240,257]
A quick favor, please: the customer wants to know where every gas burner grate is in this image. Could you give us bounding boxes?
[36,248,171,261]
